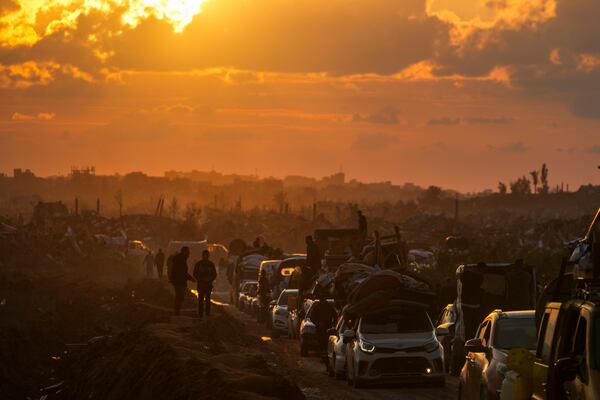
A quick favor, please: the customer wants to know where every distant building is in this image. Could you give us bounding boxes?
[320,172,345,186]
[13,168,35,180]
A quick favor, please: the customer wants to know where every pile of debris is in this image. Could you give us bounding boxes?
[64,306,305,400]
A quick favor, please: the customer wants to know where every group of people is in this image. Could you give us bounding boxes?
[144,246,218,318]
[143,249,165,278]
[159,209,367,322]
[169,247,218,317]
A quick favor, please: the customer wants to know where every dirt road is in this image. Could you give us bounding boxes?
[214,292,459,400]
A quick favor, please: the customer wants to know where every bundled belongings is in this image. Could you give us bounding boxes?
[360,227,408,269]
[332,263,377,308]
[454,262,537,346]
[308,272,334,300]
[340,269,437,323]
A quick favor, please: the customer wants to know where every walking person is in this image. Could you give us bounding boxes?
[311,293,337,370]
[170,246,194,316]
[304,235,322,283]
[193,250,217,318]
[143,250,154,277]
[154,248,165,278]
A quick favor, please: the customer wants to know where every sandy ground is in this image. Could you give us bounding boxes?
[212,291,459,400]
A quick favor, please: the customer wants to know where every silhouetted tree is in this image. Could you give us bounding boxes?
[510,176,532,195]
[498,182,507,194]
[421,185,443,204]
[273,191,286,213]
[530,170,539,194]
[181,202,202,236]
[540,163,549,194]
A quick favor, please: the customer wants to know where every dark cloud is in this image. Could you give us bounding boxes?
[569,94,600,119]
[466,116,513,125]
[351,132,400,151]
[488,141,527,153]
[427,117,460,126]
[432,0,600,119]
[353,107,401,125]
[585,145,600,153]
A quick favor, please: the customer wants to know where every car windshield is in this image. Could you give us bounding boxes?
[493,317,536,350]
[361,311,433,334]
[278,291,295,306]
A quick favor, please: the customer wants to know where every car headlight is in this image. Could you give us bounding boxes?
[424,340,440,353]
[359,339,376,354]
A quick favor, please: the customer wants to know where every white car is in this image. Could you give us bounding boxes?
[327,315,350,379]
[344,305,447,388]
[237,280,257,311]
[271,289,298,337]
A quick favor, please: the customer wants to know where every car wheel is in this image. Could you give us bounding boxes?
[300,340,308,357]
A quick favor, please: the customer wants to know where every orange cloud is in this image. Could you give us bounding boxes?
[11,111,55,121]
[0,61,59,88]
[427,0,556,47]
[577,53,600,72]
[0,61,95,88]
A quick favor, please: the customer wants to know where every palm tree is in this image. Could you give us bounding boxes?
[530,170,539,194]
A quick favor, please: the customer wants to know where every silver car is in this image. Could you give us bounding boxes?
[344,307,447,388]
[327,315,349,379]
[271,289,298,338]
[458,310,536,400]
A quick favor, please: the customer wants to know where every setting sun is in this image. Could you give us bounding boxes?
[122,0,208,32]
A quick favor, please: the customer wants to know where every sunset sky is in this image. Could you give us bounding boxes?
[1,0,599,191]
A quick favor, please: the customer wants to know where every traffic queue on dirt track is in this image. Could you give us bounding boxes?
[230,209,600,400]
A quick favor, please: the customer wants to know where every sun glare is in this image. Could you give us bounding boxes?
[122,0,208,32]
[0,0,208,46]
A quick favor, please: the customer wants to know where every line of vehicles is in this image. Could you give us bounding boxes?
[231,211,600,399]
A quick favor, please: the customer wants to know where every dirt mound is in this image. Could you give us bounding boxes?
[0,271,171,400]
[65,308,304,400]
